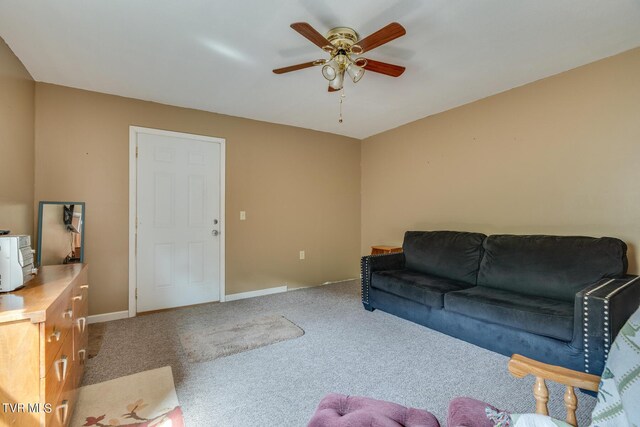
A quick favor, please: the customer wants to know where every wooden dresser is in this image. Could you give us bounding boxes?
[0,264,89,426]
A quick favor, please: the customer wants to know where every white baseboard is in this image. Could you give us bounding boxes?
[88,310,130,324]
[322,278,359,285]
[284,278,360,291]
[89,279,356,318]
[225,285,288,302]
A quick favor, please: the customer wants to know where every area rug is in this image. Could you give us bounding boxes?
[71,366,183,427]
[179,314,304,363]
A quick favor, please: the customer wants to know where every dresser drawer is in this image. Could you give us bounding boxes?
[72,289,88,329]
[71,278,88,391]
[74,263,88,360]
[71,272,88,322]
[42,288,73,377]
[44,366,76,427]
[73,313,88,364]
[72,292,88,348]
[73,319,88,389]
[72,268,88,301]
[43,331,73,413]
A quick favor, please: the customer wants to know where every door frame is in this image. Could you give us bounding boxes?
[128,126,226,317]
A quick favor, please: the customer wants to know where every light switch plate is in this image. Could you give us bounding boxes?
[240,211,246,220]
[299,250,305,260]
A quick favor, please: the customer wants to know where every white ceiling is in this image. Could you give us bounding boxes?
[1,1,640,139]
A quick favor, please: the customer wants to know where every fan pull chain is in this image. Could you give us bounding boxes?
[338,88,345,123]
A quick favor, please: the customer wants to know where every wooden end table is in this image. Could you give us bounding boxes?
[370,245,403,255]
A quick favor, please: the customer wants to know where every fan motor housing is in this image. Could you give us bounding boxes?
[325,27,359,50]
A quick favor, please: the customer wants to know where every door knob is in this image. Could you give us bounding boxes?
[212,230,219,236]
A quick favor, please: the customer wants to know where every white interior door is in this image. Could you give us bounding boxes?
[135,130,223,312]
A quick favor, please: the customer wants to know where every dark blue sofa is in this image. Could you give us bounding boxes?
[361,231,640,375]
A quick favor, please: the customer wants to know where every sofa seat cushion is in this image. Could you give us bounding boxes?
[444,286,574,341]
[371,269,473,308]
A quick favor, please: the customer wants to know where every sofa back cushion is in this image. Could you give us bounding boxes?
[477,234,628,301]
[403,231,486,285]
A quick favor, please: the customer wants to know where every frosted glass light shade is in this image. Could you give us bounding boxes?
[346,63,365,83]
[329,70,344,90]
[322,60,338,81]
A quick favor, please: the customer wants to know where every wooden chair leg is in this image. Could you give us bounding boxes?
[564,386,578,426]
[534,377,549,416]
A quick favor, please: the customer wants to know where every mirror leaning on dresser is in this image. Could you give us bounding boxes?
[37,201,85,267]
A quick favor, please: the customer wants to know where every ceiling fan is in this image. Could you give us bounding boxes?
[273,22,407,92]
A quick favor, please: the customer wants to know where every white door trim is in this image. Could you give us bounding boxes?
[128,126,226,318]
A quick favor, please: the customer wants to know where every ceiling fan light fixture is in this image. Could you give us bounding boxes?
[329,70,344,91]
[274,22,407,110]
[334,52,348,66]
[346,63,365,83]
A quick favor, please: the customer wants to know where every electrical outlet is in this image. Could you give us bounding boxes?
[240,211,246,220]
[299,250,305,260]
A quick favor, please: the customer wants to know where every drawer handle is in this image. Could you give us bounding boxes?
[78,348,86,361]
[62,309,73,319]
[56,400,69,424]
[72,295,83,301]
[80,284,89,290]
[49,330,61,342]
[55,356,68,382]
[77,317,87,333]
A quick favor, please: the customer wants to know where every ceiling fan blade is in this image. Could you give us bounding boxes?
[353,22,406,54]
[363,59,406,77]
[290,22,333,51]
[273,61,321,74]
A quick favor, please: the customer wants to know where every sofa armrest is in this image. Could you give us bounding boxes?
[573,275,640,375]
[360,252,406,310]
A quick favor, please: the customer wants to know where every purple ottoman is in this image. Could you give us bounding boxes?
[308,393,440,427]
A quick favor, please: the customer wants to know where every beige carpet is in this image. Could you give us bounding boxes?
[71,366,183,427]
[82,281,596,426]
[87,323,106,359]
[179,314,304,363]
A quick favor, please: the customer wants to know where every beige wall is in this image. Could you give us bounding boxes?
[362,47,640,274]
[11,38,639,316]
[35,84,361,315]
[0,38,34,236]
